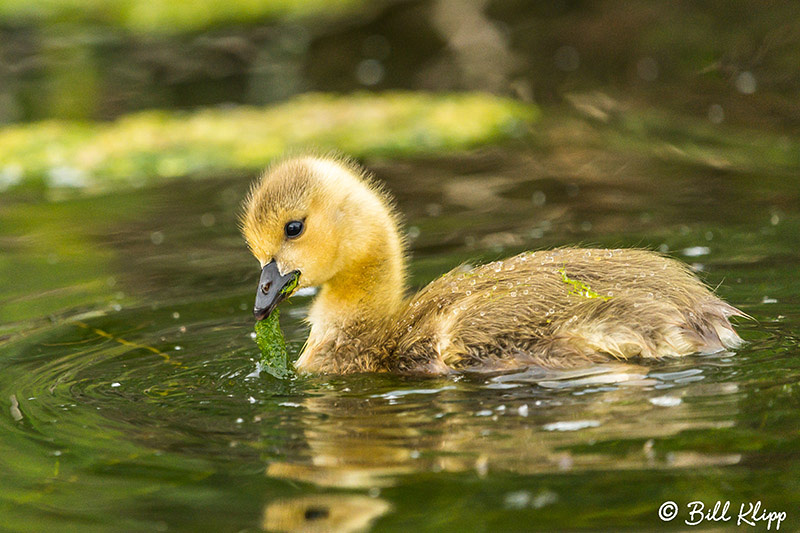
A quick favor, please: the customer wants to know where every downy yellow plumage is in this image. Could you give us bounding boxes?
[241,155,744,375]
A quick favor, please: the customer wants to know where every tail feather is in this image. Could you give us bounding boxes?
[689,301,747,354]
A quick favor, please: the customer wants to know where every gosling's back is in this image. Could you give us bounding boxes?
[395,248,742,373]
[301,248,743,374]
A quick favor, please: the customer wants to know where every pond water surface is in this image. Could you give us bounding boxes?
[1,137,799,531]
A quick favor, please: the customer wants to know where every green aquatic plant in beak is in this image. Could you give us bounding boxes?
[253,271,300,379]
[254,309,291,379]
[280,271,299,298]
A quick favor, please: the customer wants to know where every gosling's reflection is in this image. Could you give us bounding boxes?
[261,362,741,529]
[263,494,391,533]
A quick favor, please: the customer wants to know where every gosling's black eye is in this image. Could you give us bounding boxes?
[285,220,304,239]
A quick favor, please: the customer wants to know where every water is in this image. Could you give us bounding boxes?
[1,145,799,532]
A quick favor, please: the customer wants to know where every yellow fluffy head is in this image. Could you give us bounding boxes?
[240,155,405,292]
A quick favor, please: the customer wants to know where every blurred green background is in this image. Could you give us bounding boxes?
[1,0,799,192]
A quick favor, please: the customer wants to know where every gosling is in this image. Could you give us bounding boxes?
[241,155,743,375]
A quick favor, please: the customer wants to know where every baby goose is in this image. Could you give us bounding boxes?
[241,155,743,375]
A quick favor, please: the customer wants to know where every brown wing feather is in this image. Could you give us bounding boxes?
[391,248,744,372]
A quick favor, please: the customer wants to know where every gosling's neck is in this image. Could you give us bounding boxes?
[297,231,405,372]
[307,228,406,332]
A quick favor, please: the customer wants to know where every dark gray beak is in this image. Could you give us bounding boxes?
[253,260,300,321]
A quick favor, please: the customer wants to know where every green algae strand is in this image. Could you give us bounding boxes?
[559,267,611,301]
[254,310,292,379]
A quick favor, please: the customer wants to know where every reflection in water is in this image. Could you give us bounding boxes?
[263,495,391,533]
[265,364,743,496]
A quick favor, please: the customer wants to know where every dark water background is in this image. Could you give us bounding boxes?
[2,1,800,531]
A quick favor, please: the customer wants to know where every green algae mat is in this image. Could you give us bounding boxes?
[0,0,366,33]
[0,91,537,193]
